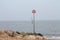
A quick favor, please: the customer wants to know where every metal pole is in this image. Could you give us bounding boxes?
[33,14,35,33]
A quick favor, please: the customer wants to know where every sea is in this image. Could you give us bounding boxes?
[0,20,60,40]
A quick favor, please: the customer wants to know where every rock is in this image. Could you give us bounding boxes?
[0,29,47,40]
[16,31,21,34]
[0,30,8,38]
[37,33,43,36]
[5,30,15,37]
[23,35,45,40]
[0,29,5,35]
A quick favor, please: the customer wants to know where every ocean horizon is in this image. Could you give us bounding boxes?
[0,20,60,36]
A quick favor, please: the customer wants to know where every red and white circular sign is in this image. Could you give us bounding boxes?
[32,9,36,14]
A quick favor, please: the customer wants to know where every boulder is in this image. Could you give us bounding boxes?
[23,35,45,40]
[0,29,47,40]
[5,30,15,37]
[0,29,5,35]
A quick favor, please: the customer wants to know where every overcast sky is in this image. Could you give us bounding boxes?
[0,0,60,21]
